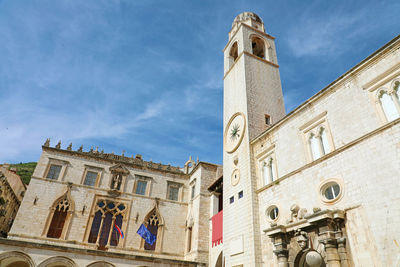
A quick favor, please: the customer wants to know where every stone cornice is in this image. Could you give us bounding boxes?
[31,176,189,206]
[263,209,345,236]
[42,146,186,177]
[223,22,275,52]
[256,118,400,194]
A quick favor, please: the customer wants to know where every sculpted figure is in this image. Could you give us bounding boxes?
[111,174,123,190]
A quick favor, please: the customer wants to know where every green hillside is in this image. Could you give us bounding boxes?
[9,162,37,185]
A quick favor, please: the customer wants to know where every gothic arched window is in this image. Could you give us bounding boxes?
[144,212,159,251]
[141,204,164,252]
[88,199,127,250]
[45,186,74,240]
[47,199,69,238]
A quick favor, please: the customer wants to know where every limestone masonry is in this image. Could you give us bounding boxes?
[1,11,399,267]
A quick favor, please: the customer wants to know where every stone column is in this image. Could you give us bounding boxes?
[337,237,349,267]
[272,234,289,267]
[273,248,289,267]
[321,238,341,267]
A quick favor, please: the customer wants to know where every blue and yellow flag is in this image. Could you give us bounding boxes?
[137,224,156,245]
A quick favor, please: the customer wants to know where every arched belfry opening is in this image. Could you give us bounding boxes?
[251,36,265,59]
[229,42,238,62]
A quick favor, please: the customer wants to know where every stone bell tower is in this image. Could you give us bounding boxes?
[222,12,285,266]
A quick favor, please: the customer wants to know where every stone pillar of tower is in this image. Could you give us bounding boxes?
[222,12,285,266]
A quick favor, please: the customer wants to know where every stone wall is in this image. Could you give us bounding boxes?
[8,147,196,261]
[253,35,400,266]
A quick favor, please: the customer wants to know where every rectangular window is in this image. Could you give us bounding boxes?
[168,185,180,201]
[191,184,196,199]
[238,191,243,199]
[84,171,98,186]
[265,114,271,125]
[46,165,62,180]
[230,196,234,204]
[135,180,147,195]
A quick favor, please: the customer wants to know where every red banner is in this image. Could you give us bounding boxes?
[211,210,223,247]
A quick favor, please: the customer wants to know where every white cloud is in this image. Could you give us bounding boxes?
[287,9,366,57]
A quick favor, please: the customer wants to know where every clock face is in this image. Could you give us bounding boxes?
[231,169,240,186]
[224,112,246,153]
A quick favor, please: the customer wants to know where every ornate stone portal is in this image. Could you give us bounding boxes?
[264,209,349,267]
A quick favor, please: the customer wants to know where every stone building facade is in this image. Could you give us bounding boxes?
[221,12,400,267]
[0,164,26,237]
[0,143,221,267]
[1,11,400,267]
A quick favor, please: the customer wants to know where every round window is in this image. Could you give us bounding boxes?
[324,183,340,200]
[266,205,279,221]
[320,180,343,203]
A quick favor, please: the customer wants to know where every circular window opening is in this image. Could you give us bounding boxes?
[320,180,343,203]
[266,205,279,221]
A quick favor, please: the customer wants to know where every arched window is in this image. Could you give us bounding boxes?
[395,82,400,100]
[45,185,74,240]
[309,134,321,160]
[88,199,127,250]
[144,212,159,250]
[319,128,331,155]
[262,161,270,185]
[47,199,69,238]
[229,42,238,62]
[262,157,276,185]
[141,202,164,252]
[379,91,399,121]
[251,37,265,59]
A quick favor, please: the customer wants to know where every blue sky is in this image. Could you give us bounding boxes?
[0,0,399,166]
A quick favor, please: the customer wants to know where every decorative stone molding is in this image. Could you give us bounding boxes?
[264,209,349,267]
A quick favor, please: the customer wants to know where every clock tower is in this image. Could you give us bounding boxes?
[222,12,285,266]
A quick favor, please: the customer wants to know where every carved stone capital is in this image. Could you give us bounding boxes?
[273,248,289,258]
[337,237,346,247]
[320,237,337,248]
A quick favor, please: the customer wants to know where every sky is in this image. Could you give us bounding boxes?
[0,0,399,167]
